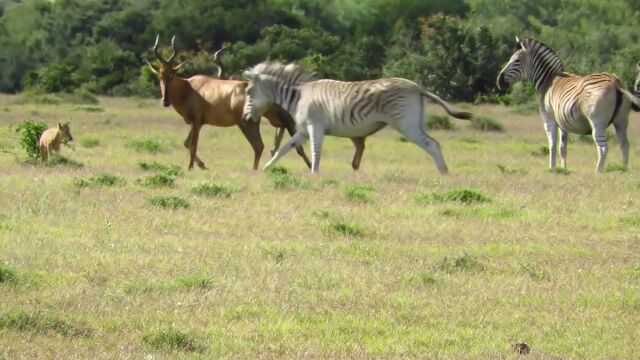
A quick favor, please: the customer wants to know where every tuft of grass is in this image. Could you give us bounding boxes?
[126,138,168,153]
[530,145,549,157]
[439,254,485,272]
[46,154,84,168]
[191,183,234,198]
[426,114,454,130]
[75,174,126,189]
[404,271,437,287]
[142,327,202,352]
[497,164,529,175]
[138,161,181,176]
[0,262,18,285]
[471,116,503,132]
[549,167,571,175]
[73,105,104,113]
[344,183,375,203]
[175,274,215,290]
[80,135,100,148]
[604,163,627,173]
[617,215,640,227]
[518,263,551,281]
[0,309,92,337]
[322,217,368,237]
[137,173,175,188]
[266,165,304,189]
[149,195,189,210]
[417,188,490,205]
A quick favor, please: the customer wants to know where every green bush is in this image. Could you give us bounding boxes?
[138,173,175,188]
[266,166,304,189]
[426,114,455,130]
[191,183,234,198]
[149,195,190,210]
[14,120,47,160]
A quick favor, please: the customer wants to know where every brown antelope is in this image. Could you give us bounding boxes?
[144,35,310,170]
[39,122,73,162]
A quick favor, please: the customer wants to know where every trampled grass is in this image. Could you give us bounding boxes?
[0,94,638,359]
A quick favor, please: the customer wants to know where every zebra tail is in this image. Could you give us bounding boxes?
[421,90,473,120]
[619,88,640,112]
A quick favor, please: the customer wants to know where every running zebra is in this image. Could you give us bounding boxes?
[497,37,638,172]
[241,62,472,174]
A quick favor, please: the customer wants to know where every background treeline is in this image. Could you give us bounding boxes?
[0,0,639,102]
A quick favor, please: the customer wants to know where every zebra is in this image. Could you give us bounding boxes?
[497,37,639,172]
[241,62,473,174]
[634,61,640,100]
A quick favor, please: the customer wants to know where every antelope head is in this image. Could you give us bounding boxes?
[145,35,189,107]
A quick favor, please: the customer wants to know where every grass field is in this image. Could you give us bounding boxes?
[0,94,638,359]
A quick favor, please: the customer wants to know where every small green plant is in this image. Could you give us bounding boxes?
[417,188,490,205]
[149,195,189,210]
[138,161,181,176]
[344,183,375,203]
[426,114,454,130]
[142,327,201,352]
[0,309,92,337]
[80,135,100,148]
[266,166,303,189]
[0,263,18,285]
[471,116,504,132]
[126,138,167,153]
[46,154,84,168]
[73,105,104,113]
[549,167,570,175]
[75,173,125,188]
[176,274,215,290]
[191,183,234,198]
[404,271,437,287]
[322,218,367,237]
[15,120,47,160]
[530,145,549,157]
[497,164,529,175]
[440,254,485,272]
[604,163,627,173]
[138,173,175,188]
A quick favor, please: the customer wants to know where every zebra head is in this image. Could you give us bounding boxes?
[635,61,640,95]
[496,38,528,90]
[241,72,271,123]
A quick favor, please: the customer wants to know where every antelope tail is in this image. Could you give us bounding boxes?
[422,90,473,120]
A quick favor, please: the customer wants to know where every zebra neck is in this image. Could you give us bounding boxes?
[271,85,300,115]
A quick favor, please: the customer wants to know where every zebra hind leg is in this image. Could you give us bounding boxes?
[591,125,609,172]
[393,122,448,174]
[264,131,309,170]
[559,128,569,169]
[613,119,629,169]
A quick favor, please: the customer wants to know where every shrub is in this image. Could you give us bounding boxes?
[426,114,454,130]
[417,188,490,205]
[266,166,303,189]
[15,120,47,160]
[138,173,175,188]
[471,116,503,132]
[149,195,189,210]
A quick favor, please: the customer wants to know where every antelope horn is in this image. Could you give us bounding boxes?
[212,44,229,79]
[152,34,164,62]
[167,35,177,63]
[144,58,159,74]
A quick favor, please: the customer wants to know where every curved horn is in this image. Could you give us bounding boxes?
[144,58,159,74]
[212,44,229,79]
[167,35,177,63]
[152,34,164,62]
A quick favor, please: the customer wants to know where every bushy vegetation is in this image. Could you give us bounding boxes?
[1,0,637,102]
[14,120,47,160]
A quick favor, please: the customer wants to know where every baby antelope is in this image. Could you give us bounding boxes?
[38,122,73,162]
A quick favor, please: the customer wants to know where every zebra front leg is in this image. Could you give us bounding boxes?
[272,128,285,156]
[541,111,558,169]
[307,123,325,174]
[350,137,366,171]
[264,131,309,170]
[592,126,609,172]
[559,128,569,169]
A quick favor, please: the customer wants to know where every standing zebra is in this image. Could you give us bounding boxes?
[497,37,639,172]
[241,62,473,174]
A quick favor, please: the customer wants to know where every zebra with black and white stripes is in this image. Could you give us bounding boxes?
[241,62,472,174]
[497,37,638,172]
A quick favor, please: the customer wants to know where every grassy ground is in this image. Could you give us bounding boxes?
[0,94,638,359]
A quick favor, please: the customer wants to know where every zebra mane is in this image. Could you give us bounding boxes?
[244,62,318,86]
[521,37,565,74]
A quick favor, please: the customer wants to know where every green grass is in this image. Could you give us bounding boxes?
[550,167,571,175]
[80,135,100,148]
[138,161,182,176]
[46,153,84,168]
[471,116,504,132]
[73,105,104,113]
[0,97,638,359]
[75,173,125,188]
[149,195,190,209]
[126,138,169,153]
[137,173,175,188]
[142,327,202,352]
[426,114,454,130]
[191,183,234,198]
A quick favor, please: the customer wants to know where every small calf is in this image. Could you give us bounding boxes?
[39,122,73,162]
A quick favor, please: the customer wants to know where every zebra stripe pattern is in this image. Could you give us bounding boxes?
[497,37,636,172]
[242,62,472,174]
